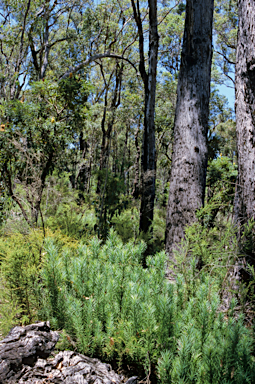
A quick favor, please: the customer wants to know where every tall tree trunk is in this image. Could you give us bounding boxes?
[121,125,129,179]
[139,0,158,232]
[235,0,255,243]
[165,0,214,257]
[132,125,141,199]
[97,64,122,194]
[131,0,158,234]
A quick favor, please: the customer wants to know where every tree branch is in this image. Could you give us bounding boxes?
[59,53,137,79]
[130,0,148,87]
[3,163,32,226]
[214,49,236,65]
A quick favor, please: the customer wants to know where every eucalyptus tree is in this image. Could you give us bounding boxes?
[0,0,32,100]
[165,0,214,256]
[0,0,86,100]
[158,8,184,75]
[234,0,255,240]
[0,0,91,224]
[130,0,159,235]
[213,0,238,87]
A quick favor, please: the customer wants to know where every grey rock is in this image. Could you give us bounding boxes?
[0,323,136,384]
[0,321,59,383]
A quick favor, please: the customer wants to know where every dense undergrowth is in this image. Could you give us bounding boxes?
[0,224,255,383]
[0,162,255,383]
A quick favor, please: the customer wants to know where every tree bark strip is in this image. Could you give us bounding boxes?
[139,0,158,235]
[165,0,214,257]
[132,125,141,198]
[234,0,255,237]
[130,0,158,235]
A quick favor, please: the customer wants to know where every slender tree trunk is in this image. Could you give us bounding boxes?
[97,65,122,193]
[132,125,141,198]
[235,0,255,239]
[75,132,88,193]
[121,125,129,179]
[127,143,131,196]
[165,0,214,257]
[32,150,54,224]
[131,0,158,234]
[140,0,158,234]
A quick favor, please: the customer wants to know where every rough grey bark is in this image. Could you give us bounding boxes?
[165,0,214,257]
[0,322,59,383]
[234,0,255,235]
[6,351,126,384]
[0,322,137,384]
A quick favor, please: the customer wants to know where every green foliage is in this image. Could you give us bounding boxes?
[111,208,139,243]
[0,187,12,227]
[1,1,254,382]
[214,0,237,85]
[0,227,80,337]
[95,171,131,238]
[199,156,237,228]
[36,171,96,241]
[239,220,255,261]
[151,208,167,253]
[39,230,255,382]
[208,86,236,161]
[0,232,42,335]
[171,217,238,298]
[55,329,75,351]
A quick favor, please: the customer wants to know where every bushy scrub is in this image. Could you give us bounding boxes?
[111,208,139,242]
[111,207,166,253]
[46,202,96,241]
[202,156,237,228]
[0,231,43,335]
[40,230,255,383]
[0,228,79,337]
[171,220,238,297]
[42,171,97,241]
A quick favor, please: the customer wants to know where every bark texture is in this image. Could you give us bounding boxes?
[131,0,158,235]
[0,322,137,384]
[165,0,214,257]
[0,322,59,383]
[235,0,255,232]
[139,0,159,234]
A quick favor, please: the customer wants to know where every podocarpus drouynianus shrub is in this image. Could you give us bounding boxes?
[39,229,255,383]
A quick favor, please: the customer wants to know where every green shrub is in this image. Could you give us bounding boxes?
[46,202,96,241]
[0,228,79,337]
[170,218,238,297]
[40,229,255,382]
[202,156,237,228]
[0,232,42,335]
[111,208,139,242]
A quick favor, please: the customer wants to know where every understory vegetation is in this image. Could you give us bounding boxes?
[1,1,255,383]
[0,134,254,384]
[0,184,255,383]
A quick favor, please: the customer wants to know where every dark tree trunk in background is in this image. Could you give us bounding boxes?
[131,0,158,235]
[121,125,129,179]
[235,0,255,241]
[140,0,158,234]
[132,125,141,199]
[165,0,214,257]
[75,132,88,193]
[97,64,122,194]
